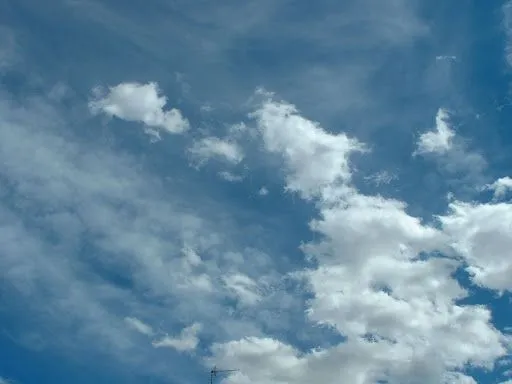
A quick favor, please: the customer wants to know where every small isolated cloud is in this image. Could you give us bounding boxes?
[251,95,365,199]
[415,108,455,155]
[486,177,512,199]
[152,323,202,352]
[414,108,486,182]
[200,104,214,113]
[364,170,397,186]
[124,317,154,336]
[258,187,269,196]
[218,171,243,182]
[88,82,189,137]
[188,137,244,166]
[436,55,457,62]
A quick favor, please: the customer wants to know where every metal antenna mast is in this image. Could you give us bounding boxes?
[210,366,239,384]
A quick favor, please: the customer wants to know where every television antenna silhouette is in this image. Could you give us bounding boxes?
[210,366,239,384]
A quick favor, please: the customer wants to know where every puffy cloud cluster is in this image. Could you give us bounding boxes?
[5,80,512,383]
[208,96,511,384]
[486,177,512,199]
[439,201,512,291]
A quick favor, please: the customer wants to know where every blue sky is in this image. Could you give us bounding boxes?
[1,0,512,383]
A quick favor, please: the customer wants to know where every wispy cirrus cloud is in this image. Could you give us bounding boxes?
[124,317,154,337]
[0,89,293,381]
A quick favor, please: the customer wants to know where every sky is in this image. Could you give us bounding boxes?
[2,0,512,383]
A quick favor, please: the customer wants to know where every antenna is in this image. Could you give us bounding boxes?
[210,366,239,384]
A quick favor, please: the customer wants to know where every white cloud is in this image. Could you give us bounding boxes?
[152,323,202,352]
[4,82,510,384]
[364,170,397,186]
[414,108,487,183]
[258,187,269,196]
[441,372,477,384]
[436,55,457,62]
[0,91,285,379]
[439,199,512,291]
[250,96,365,199]
[415,108,455,155]
[223,273,262,306]
[88,82,189,137]
[8,0,508,382]
[125,317,154,336]
[486,177,512,199]
[218,171,244,182]
[210,97,509,384]
[211,336,485,384]
[188,137,244,165]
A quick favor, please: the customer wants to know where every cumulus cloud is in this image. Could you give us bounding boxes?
[8,0,512,382]
[188,137,244,166]
[439,198,512,291]
[209,97,509,384]
[5,81,511,383]
[486,177,512,199]
[250,96,365,199]
[415,108,455,155]
[88,82,189,137]
[152,323,202,352]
